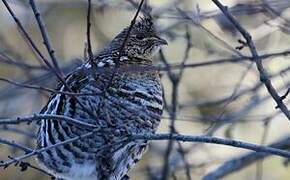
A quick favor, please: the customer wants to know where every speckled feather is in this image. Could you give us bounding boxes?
[37,16,166,180]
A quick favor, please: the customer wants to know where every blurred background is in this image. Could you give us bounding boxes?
[0,0,290,179]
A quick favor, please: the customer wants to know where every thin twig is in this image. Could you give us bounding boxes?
[2,133,290,169]
[0,138,32,153]
[131,133,290,158]
[161,22,193,180]
[0,77,101,97]
[0,126,36,138]
[0,53,46,70]
[29,0,62,75]
[1,0,53,69]
[86,0,94,62]
[0,128,100,168]
[203,135,290,180]
[2,0,98,119]
[176,142,192,180]
[212,0,290,121]
[104,0,145,91]
[0,114,97,129]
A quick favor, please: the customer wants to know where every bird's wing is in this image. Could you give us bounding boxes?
[39,67,87,114]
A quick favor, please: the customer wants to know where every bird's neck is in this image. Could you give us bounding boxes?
[92,48,152,67]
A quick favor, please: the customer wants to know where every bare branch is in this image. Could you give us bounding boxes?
[29,0,62,75]
[1,0,53,68]
[212,0,290,121]
[0,76,102,96]
[0,114,97,129]
[0,138,32,153]
[203,135,290,180]
[86,0,94,62]
[2,133,290,171]
[131,133,290,158]
[104,0,145,91]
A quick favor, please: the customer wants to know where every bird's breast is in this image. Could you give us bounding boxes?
[98,72,163,132]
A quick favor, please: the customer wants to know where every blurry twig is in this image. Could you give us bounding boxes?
[205,63,254,136]
[176,7,244,57]
[176,142,192,180]
[255,120,271,180]
[212,0,290,121]
[1,0,78,94]
[261,0,290,33]
[0,77,102,96]
[203,135,290,180]
[160,24,193,180]
[0,138,32,153]
[0,53,46,70]
[27,0,100,119]
[0,126,36,138]
[1,0,54,69]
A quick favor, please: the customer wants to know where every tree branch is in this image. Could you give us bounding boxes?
[212,0,290,121]
[0,114,97,129]
[203,135,290,180]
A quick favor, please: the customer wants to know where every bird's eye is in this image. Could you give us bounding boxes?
[136,34,145,40]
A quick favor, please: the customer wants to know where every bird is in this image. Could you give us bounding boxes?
[36,16,167,180]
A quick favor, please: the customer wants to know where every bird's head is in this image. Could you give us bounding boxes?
[111,16,167,60]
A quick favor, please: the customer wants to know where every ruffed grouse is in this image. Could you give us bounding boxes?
[37,16,167,180]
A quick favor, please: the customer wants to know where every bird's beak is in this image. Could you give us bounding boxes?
[155,36,168,46]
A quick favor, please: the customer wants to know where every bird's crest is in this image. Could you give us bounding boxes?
[134,15,154,33]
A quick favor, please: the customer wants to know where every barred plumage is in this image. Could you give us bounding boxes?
[37,16,167,180]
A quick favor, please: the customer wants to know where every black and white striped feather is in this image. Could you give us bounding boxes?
[37,16,165,180]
